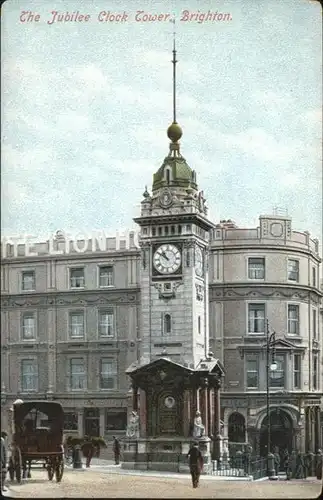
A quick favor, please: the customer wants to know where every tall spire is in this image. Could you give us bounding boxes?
[167,16,182,155]
[172,19,177,124]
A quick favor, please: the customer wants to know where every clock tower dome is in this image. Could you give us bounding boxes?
[134,40,214,368]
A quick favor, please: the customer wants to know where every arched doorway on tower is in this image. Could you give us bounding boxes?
[260,408,293,462]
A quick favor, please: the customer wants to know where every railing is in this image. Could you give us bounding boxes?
[211,455,267,480]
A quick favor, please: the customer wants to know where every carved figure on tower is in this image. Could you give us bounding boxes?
[126,411,140,438]
[192,411,205,438]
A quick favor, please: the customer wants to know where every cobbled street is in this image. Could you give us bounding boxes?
[5,466,322,499]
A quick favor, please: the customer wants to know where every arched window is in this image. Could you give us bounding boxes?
[228,412,245,443]
[165,168,171,184]
[164,314,172,335]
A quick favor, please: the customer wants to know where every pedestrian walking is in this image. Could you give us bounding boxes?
[304,451,313,479]
[1,432,8,492]
[83,436,94,468]
[273,448,280,476]
[283,449,290,480]
[112,436,121,465]
[315,449,322,480]
[187,442,203,489]
[295,451,304,479]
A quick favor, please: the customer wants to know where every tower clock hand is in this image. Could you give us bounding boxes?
[161,251,169,261]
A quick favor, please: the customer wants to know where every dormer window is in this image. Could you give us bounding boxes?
[165,168,171,184]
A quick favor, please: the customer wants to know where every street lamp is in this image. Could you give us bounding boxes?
[266,320,277,477]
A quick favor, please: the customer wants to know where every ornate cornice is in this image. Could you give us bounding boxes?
[1,289,140,308]
[209,284,322,302]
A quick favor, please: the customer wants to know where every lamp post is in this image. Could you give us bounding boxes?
[266,319,277,478]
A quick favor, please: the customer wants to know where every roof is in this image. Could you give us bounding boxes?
[14,401,64,420]
[195,358,225,375]
[126,356,194,376]
[126,356,225,376]
[152,157,198,191]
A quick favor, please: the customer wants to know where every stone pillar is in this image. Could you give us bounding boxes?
[191,385,198,416]
[132,383,138,412]
[315,406,321,451]
[294,427,302,452]
[213,382,221,461]
[208,388,213,439]
[203,382,209,436]
[99,408,105,437]
[78,409,84,437]
[183,389,191,438]
[138,388,146,437]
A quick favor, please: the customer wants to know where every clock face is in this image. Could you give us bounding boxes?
[195,246,203,277]
[153,244,181,274]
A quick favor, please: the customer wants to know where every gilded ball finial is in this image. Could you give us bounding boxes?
[167,121,182,143]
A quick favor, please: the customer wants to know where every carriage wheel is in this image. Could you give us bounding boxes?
[47,460,54,481]
[55,457,64,483]
[8,457,15,481]
[15,448,22,483]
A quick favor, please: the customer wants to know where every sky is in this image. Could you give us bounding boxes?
[1,0,322,245]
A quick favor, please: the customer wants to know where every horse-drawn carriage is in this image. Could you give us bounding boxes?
[8,400,65,483]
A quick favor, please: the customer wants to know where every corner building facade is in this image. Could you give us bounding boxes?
[1,169,322,456]
[208,216,322,455]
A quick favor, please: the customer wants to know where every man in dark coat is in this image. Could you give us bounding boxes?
[316,449,322,480]
[187,442,203,488]
[283,449,290,480]
[273,448,280,476]
[1,432,8,492]
[112,436,121,465]
[295,451,304,479]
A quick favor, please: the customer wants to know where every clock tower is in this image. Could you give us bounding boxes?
[134,40,214,369]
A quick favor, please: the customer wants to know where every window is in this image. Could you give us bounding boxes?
[22,271,35,291]
[270,355,285,388]
[163,314,172,335]
[22,313,36,340]
[248,258,265,279]
[228,413,246,443]
[293,354,301,389]
[312,309,317,339]
[99,266,113,287]
[21,359,38,391]
[69,312,84,338]
[152,228,156,236]
[70,358,86,390]
[288,304,299,335]
[171,226,175,235]
[312,267,316,287]
[166,169,170,184]
[105,409,127,431]
[178,225,182,235]
[100,359,117,389]
[288,259,299,281]
[198,316,201,334]
[164,226,169,236]
[313,355,318,390]
[248,303,265,334]
[186,248,191,267]
[70,268,85,288]
[64,412,78,431]
[246,358,258,388]
[98,310,114,337]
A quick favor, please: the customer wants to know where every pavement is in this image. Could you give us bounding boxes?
[4,459,322,498]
